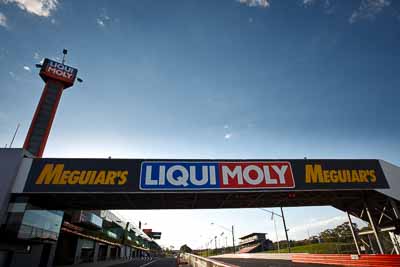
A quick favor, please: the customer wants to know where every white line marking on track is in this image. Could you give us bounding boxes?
[139,259,159,267]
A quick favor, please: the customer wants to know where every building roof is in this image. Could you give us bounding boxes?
[239,233,267,240]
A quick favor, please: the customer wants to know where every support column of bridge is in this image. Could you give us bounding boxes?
[390,199,400,254]
[364,201,385,254]
[391,199,400,219]
[347,211,361,255]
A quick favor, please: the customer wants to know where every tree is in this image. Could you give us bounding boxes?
[180,244,193,253]
[319,222,358,243]
[335,222,358,243]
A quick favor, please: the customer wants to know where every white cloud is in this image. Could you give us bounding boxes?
[303,0,316,5]
[23,65,31,71]
[2,0,58,17]
[302,0,392,21]
[288,216,346,240]
[96,18,105,27]
[349,0,390,23]
[223,124,230,129]
[9,71,17,80]
[238,0,270,8]
[224,133,232,139]
[0,12,7,27]
[96,11,111,27]
[287,214,368,240]
[302,0,334,13]
[290,215,347,236]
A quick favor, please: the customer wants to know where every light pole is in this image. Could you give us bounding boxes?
[272,212,280,253]
[199,235,205,255]
[280,207,291,253]
[211,222,236,254]
[259,207,290,253]
[220,232,224,252]
[208,239,213,256]
[206,239,212,257]
[200,236,212,257]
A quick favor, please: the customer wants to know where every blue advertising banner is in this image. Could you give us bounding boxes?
[140,161,295,190]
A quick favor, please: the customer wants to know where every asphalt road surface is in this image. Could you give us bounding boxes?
[215,258,337,267]
[112,257,178,267]
[110,257,338,267]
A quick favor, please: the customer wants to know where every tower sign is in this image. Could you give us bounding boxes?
[23,52,79,157]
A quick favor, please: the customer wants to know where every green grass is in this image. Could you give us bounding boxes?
[264,242,357,254]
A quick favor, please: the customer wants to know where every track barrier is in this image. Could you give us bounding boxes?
[181,253,239,267]
[292,254,400,267]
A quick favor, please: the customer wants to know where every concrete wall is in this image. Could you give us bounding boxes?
[46,244,58,267]
[93,242,100,262]
[0,148,30,225]
[182,253,236,267]
[120,245,132,259]
[10,244,50,267]
[106,245,111,260]
[73,238,84,264]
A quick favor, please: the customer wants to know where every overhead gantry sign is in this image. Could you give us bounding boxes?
[9,156,400,256]
[19,158,388,193]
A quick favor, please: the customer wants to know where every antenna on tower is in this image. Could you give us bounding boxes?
[60,49,83,83]
[62,49,68,64]
[9,123,20,148]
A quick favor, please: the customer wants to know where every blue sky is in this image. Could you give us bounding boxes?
[1,0,400,249]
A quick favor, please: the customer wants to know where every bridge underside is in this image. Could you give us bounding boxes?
[11,186,400,255]
[16,189,395,222]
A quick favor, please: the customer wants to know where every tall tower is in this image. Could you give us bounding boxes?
[23,51,78,157]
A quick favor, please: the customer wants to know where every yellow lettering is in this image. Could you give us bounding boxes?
[323,170,330,183]
[105,171,117,185]
[359,170,368,183]
[68,170,81,184]
[35,164,64,184]
[351,170,360,182]
[369,170,376,182]
[330,170,338,183]
[59,170,71,184]
[339,170,346,183]
[94,171,106,184]
[304,165,379,185]
[118,171,128,185]
[36,166,129,186]
[78,171,90,184]
[346,170,351,182]
[89,171,97,184]
[305,164,323,183]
